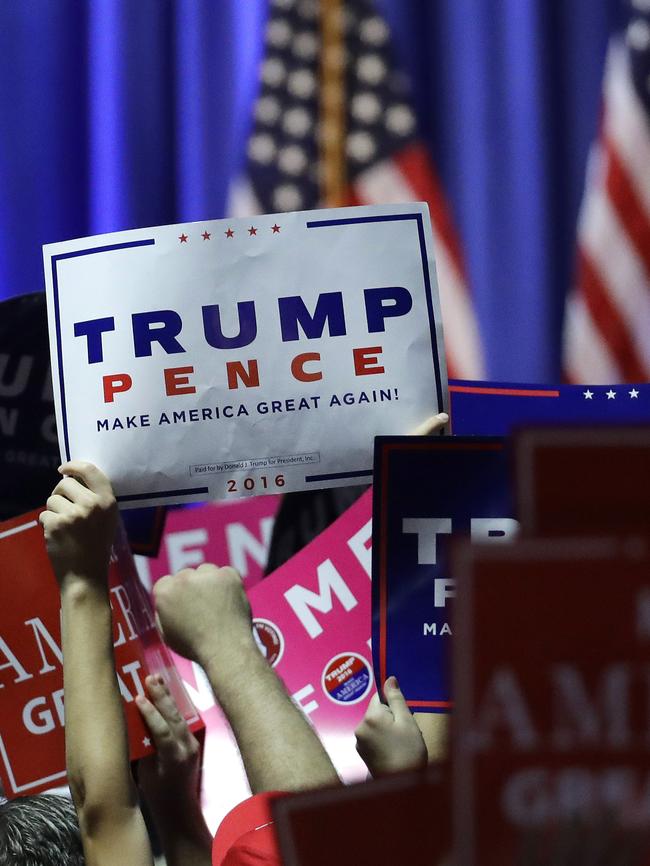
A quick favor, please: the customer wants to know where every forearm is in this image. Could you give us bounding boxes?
[149,809,212,866]
[61,577,136,815]
[144,772,212,866]
[202,643,340,793]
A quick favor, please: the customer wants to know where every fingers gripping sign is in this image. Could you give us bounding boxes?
[354,677,428,777]
[136,674,213,864]
[39,461,118,585]
[136,674,201,796]
[412,411,449,436]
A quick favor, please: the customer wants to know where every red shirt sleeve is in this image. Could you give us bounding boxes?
[221,824,282,866]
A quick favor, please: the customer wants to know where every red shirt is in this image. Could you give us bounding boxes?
[222,823,281,866]
[213,792,285,866]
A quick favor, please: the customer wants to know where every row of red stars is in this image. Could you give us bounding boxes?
[178,224,281,242]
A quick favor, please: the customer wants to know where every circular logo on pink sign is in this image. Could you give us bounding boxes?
[321,652,373,705]
[252,618,284,668]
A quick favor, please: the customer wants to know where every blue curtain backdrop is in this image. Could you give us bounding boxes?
[0,0,622,381]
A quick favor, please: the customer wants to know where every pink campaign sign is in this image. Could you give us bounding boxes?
[136,495,281,592]
[169,490,375,831]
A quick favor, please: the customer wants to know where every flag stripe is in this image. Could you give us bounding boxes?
[579,149,650,370]
[604,40,650,218]
[393,143,466,277]
[431,241,485,379]
[229,177,262,218]
[564,292,622,384]
[605,139,650,279]
[577,249,646,381]
[564,32,650,384]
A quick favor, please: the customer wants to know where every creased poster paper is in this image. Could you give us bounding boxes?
[43,204,447,508]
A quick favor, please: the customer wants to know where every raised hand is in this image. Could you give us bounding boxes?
[39,460,118,586]
[40,462,153,866]
[153,563,254,667]
[355,677,428,777]
[153,563,339,793]
[137,674,212,866]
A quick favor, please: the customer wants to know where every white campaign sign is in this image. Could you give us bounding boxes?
[43,203,447,508]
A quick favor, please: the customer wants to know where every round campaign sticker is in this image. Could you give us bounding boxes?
[321,652,373,705]
[252,618,284,668]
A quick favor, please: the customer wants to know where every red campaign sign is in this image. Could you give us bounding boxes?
[0,510,201,798]
[274,763,450,866]
[453,537,650,866]
[514,425,650,537]
[136,495,281,592]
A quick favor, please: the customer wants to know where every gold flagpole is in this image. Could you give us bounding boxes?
[319,0,347,207]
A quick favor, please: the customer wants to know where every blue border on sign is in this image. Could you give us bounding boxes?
[51,237,208,503]
[305,469,373,483]
[303,212,445,484]
[116,486,209,503]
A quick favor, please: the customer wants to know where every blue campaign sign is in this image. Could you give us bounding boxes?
[449,380,650,434]
[370,381,649,711]
[372,436,514,712]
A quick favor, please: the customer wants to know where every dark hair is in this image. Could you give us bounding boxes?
[0,794,84,866]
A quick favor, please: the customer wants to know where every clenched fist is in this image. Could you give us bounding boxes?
[153,563,255,667]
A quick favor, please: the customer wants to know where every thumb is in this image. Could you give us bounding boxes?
[412,412,449,436]
[383,676,412,722]
[362,690,388,724]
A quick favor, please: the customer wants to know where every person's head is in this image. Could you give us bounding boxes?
[0,794,84,866]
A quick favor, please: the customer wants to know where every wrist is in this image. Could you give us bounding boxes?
[200,636,268,698]
[148,789,206,826]
[59,573,109,602]
[152,805,212,853]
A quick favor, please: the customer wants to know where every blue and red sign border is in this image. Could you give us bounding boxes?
[50,211,445,502]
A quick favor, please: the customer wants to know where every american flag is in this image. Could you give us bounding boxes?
[563,0,650,383]
[229,0,485,380]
